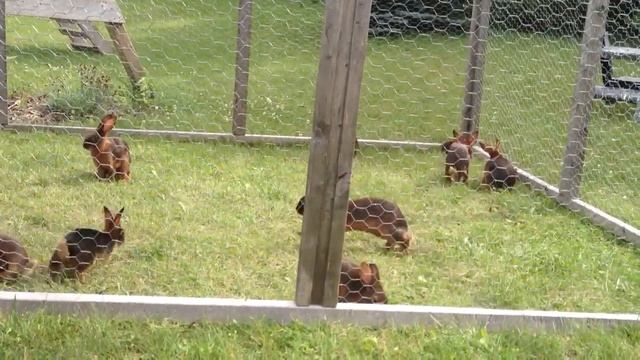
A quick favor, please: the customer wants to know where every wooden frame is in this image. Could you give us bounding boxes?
[459,0,492,133]
[558,0,609,201]
[5,0,145,84]
[1,291,638,330]
[232,0,253,136]
[295,0,373,307]
[0,0,7,126]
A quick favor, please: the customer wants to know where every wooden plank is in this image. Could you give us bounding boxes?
[68,36,95,48]
[594,85,640,103]
[296,0,372,307]
[296,0,354,307]
[232,0,253,136]
[55,18,81,33]
[558,0,609,201]
[1,292,638,330]
[0,0,7,126]
[6,0,125,23]
[459,0,492,133]
[105,23,145,84]
[1,123,442,149]
[322,0,372,306]
[602,46,640,61]
[76,21,114,55]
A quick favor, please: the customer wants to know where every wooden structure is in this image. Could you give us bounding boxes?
[595,32,640,123]
[459,0,492,133]
[5,0,144,83]
[296,0,372,307]
[232,0,253,136]
[54,19,114,54]
[558,0,610,202]
[1,291,639,330]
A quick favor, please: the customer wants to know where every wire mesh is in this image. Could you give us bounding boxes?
[1,0,639,313]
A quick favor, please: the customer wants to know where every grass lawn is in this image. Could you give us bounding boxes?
[1,131,639,312]
[1,313,640,358]
[2,0,640,354]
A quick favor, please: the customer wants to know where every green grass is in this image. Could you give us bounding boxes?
[1,132,640,313]
[1,312,640,359]
[6,0,638,227]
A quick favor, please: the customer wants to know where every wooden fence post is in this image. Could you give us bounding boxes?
[558,0,609,202]
[0,0,7,126]
[459,0,492,134]
[232,0,253,136]
[295,0,372,307]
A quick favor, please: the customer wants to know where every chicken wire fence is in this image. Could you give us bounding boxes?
[1,0,639,314]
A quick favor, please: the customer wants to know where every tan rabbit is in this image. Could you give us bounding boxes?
[339,261,387,304]
[0,234,36,282]
[296,196,412,251]
[83,113,131,181]
[49,206,125,282]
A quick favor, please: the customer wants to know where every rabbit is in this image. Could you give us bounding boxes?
[441,129,478,183]
[479,139,518,189]
[49,206,125,282]
[339,261,387,304]
[83,113,131,182]
[0,234,36,282]
[296,196,412,251]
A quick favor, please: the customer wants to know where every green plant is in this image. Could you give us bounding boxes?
[46,64,126,118]
[131,77,156,110]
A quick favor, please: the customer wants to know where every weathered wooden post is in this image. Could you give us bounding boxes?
[295,0,372,307]
[0,0,7,126]
[558,0,609,202]
[105,22,145,84]
[459,0,492,134]
[232,0,253,136]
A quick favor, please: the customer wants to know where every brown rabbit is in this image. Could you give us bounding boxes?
[479,139,518,189]
[49,206,125,282]
[441,129,478,183]
[0,234,36,282]
[339,261,387,304]
[296,196,412,251]
[83,113,131,181]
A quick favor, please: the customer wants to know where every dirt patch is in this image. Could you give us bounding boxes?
[8,94,68,125]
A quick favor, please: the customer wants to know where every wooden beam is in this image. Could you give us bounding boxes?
[105,23,145,84]
[76,21,115,54]
[558,0,609,201]
[6,0,125,23]
[0,0,7,126]
[1,292,638,330]
[295,0,373,307]
[232,0,253,136]
[459,0,492,133]
[2,123,442,149]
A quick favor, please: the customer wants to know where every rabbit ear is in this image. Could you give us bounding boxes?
[479,141,487,150]
[99,113,117,136]
[359,262,376,285]
[452,129,459,138]
[103,206,114,229]
[472,129,479,141]
[103,206,113,219]
[495,138,501,152]
[113,212,123,227]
